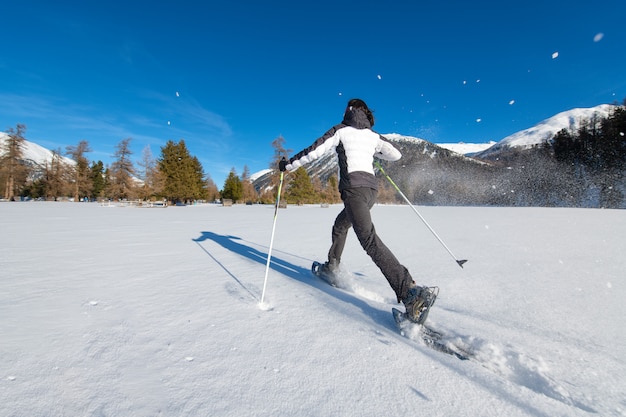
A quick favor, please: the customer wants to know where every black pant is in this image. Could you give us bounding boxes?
[328,187,414,302]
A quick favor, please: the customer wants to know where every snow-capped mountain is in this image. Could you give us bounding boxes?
[251,133,485,193]
[250,103,624,207]
[0,132,75,166]
[436,141,496,156]
[253,104,617,184]
[475,104,615,159]
[249,168,272,183]
[4,103,620,206]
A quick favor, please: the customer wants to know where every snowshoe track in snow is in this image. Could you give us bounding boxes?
[395,314,596,412]
[393,308,472,361]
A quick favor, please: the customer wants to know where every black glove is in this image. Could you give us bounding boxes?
[278,157,287,172]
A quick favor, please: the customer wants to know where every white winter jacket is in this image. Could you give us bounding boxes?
[287,108,401,191]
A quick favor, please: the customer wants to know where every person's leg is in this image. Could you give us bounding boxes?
[343,188,414,302]
[327,207,352,269]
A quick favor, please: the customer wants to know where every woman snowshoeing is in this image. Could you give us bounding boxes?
[280,98,436,323]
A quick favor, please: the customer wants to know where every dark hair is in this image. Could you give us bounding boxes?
[345,98,375,126]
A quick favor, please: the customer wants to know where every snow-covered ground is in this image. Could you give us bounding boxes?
[1,202,624,416]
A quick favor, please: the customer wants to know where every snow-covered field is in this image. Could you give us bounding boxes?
[1,202,624,417]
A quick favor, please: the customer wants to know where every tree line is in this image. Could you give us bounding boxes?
[546,102,626,207]
[0,126,341,205]
[220,135,342,205]
[0,126,225,204]
[5,101,622,207]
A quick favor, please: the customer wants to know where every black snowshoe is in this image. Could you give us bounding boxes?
[311,261,340,287]
[400,286,439,325]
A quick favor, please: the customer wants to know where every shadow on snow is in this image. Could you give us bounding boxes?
[192,231,387,324]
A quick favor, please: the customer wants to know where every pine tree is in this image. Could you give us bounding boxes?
[190,156,208,202]
[285,166,318,204]
[552,129,576,163]
[90,161,106,199]
[158,139,207,204]
[221,168,243,202]
[66,140,92,201]
[599,105,626,170]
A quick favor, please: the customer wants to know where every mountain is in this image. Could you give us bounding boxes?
[251,134,487,195]
[4,103,622,207]
[475,104,616,159]
[252,103,624,208]
[254,104,617,190]
[0,132,75,167]
[436,141,496,156]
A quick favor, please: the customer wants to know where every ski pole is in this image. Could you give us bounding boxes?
[260,161,286,305]
[374,161,467,268]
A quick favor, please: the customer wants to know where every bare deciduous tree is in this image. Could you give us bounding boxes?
[66,140,92,201]
[1,124,28,200]
[107,138,136,200]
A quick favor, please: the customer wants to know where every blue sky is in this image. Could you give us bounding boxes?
[1,0,625,187]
